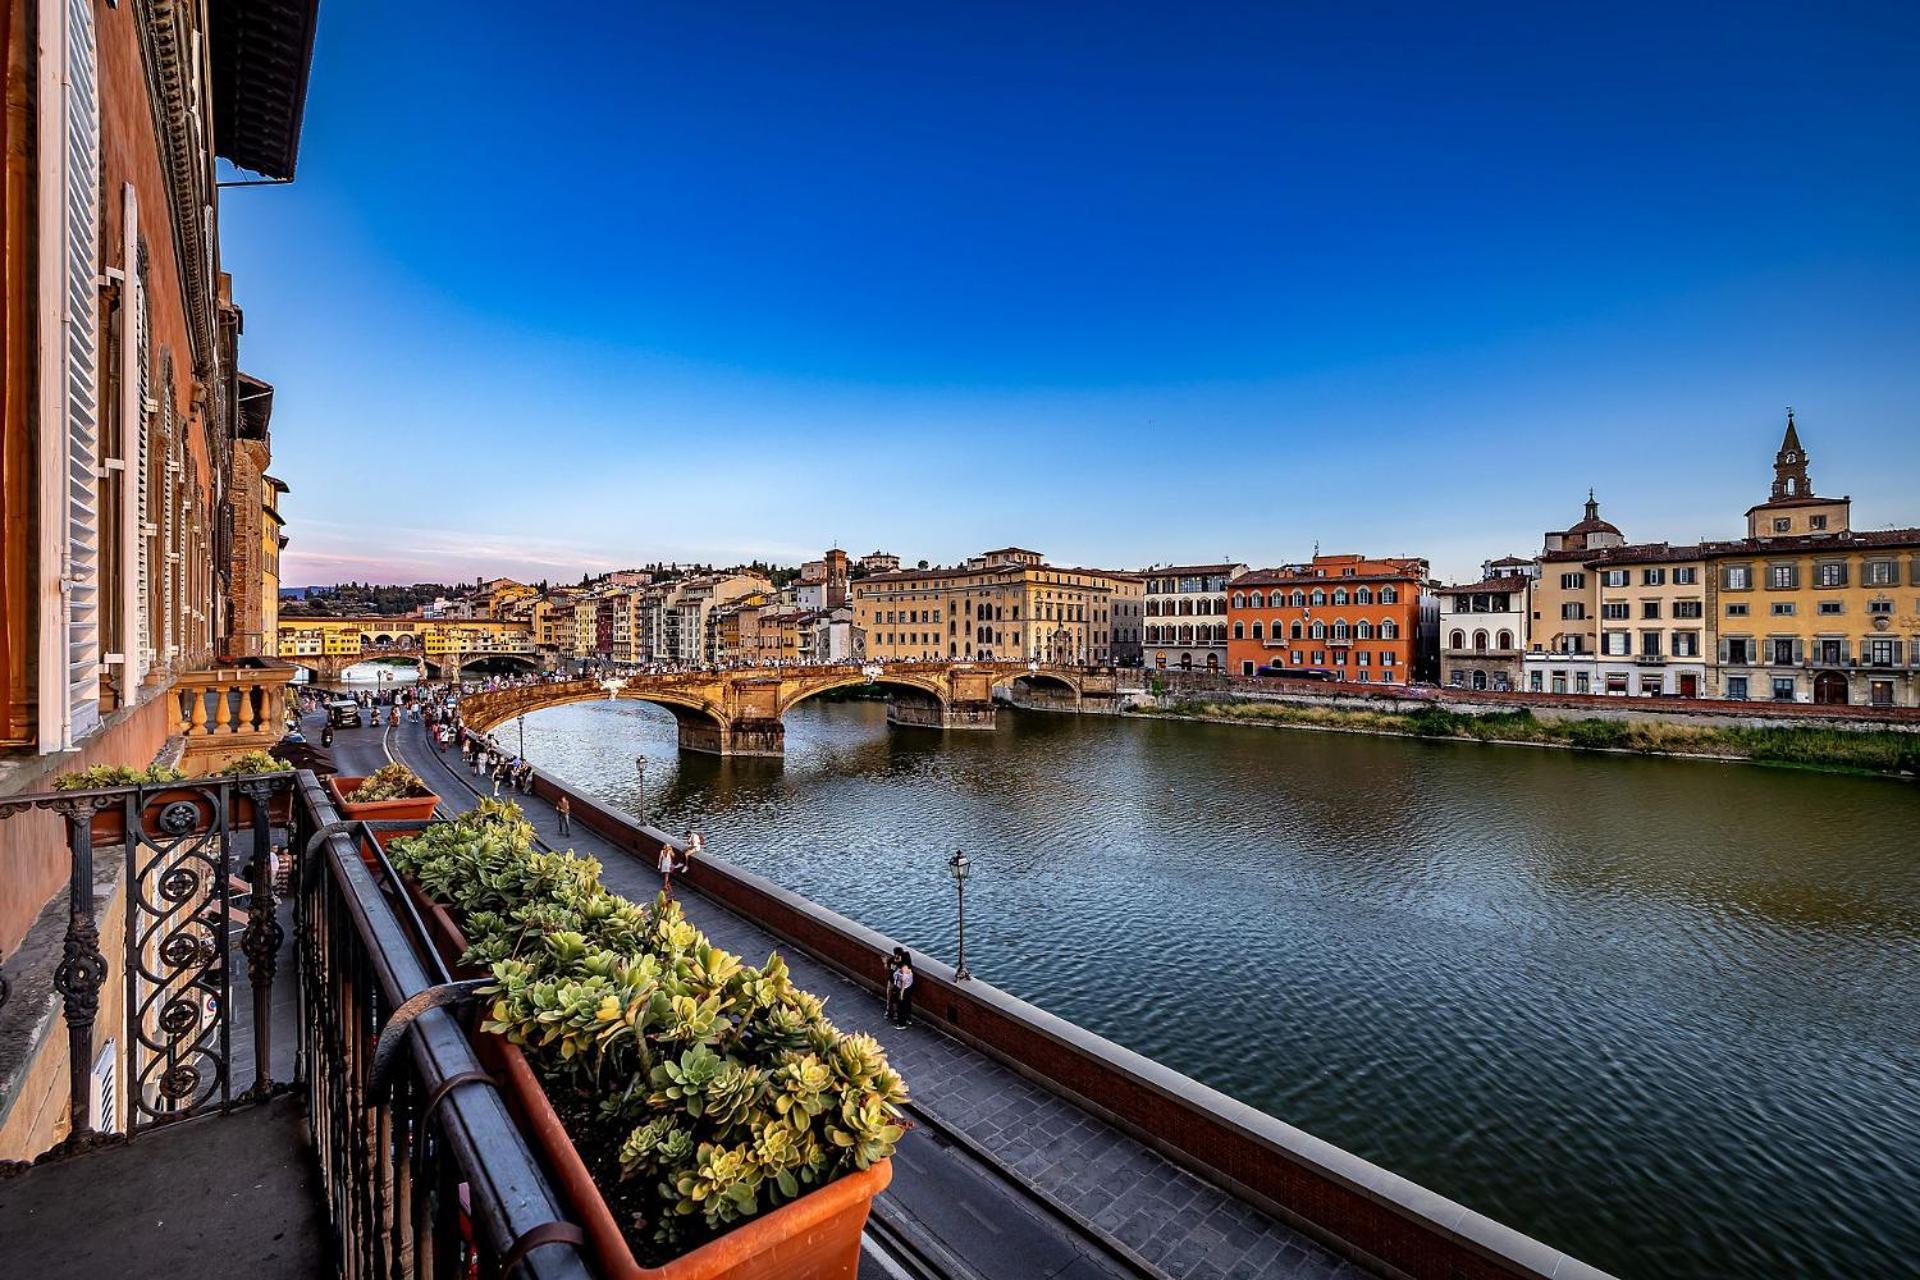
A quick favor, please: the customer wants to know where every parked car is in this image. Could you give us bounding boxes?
[326,699,363,728]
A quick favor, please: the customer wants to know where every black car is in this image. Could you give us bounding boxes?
[1257,666,1338,681]
[326,698,363,728]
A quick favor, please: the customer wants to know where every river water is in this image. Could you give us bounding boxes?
[507,696,1920,1280]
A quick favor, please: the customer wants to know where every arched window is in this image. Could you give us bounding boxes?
[1497,629,1513,650]
[1356,620,1373,639]
[1251,621,1264,640]
[1380,586,1398,604]
[1310,588,1326,606]
[1333,620,1350,640]
[1291,590,1307,607]
[1332,588,1349,605]
[1310,620,1326,640]
[1355,586,1373,605]
[1271,618,1285,640]
[1249,591,1264,608]
[1231,592,1244,609]
[1474,629,1489,652]
[1380,619,1398,639]
[1291,620,1304,640]
[1233,621,1244,640]
[1471,670,1488,690]
[1450,629,1465,650]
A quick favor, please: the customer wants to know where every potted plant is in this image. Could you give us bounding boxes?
[53,764,202,846]
[212,750,297,828]
[328,762,440,852]
[387,803,902,1280]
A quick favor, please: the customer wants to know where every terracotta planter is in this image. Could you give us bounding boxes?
[327,775,440,857]
[228,780,296,831]
[411,882,890,1280]
[84,786,218,847]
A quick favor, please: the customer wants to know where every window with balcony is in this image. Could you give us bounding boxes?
[1772,638,1796,665]
[1868,639,1898,667]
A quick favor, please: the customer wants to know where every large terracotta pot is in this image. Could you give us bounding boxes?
[327,775,440,855]
[84,786,218,847]
[411,880,890,1280]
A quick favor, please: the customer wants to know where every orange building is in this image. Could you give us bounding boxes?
[1227,555,1430,682]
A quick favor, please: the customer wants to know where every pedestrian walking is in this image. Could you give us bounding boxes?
[491,762,504,797]
[886,947,915,1027]
[555,794,572,837]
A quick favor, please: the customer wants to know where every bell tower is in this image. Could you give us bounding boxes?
[1747,410,1849,539]
[1770,409,1812,500]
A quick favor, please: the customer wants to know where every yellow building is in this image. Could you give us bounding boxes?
[852,547,1129,663]
[1704,417,1920,707]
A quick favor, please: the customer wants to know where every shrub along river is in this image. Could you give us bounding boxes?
[505,696,1920,1280]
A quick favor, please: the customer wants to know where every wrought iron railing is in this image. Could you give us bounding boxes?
[0,773,594,1278]
[289,776,593,1279]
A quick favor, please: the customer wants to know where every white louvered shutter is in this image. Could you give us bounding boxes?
[35,0,103,748]
[135,247,154,673]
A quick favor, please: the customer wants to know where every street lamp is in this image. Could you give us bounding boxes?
[634,755,648,825]
[947,850,972,981]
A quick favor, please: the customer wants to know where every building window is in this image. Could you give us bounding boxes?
[1603,631,1630,656]
[1771,602,1796,616]
[1868,599,1893,616]
[1241,660,1254,676]
[1355,587,1373,604]
[1726,637,1752,665]
[1727,675,1748,700]
[1379,587,1398,604]
[1815,562,1847,588]
[1642,568,1666,586]
[1726,603,1749,617]
[1818,600,1842,615]
[1562,602,1586,620]
[1642,601,1662,619]
[1865,560,1897,586]
[1606,673,1629,693]
[1673,601,1703,619]
[1251,622,1263,640]
[1454,627,1473,650]
[1672,567,1697,585]
[1233,621,1244,639]
[1601,602,1629,620]
[1560,572,1586,590]
[1772,676,1796,700]
[1602,569,1629,587]
[1772,638,1796,665]
[1725,566,1752,590]
[1868,639,1897,666]
[1674,632,1699,658]
[1529,671,1543,692]
[1767,564,1798,590]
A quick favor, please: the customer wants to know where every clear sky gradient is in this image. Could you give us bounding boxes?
[221,2,1920,586]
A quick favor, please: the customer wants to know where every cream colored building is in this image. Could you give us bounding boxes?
[853,547,1130,663]
[1587,545,1709,697]
[1523,493,1628,694]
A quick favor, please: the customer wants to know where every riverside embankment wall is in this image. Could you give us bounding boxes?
[512,762,1612,1280]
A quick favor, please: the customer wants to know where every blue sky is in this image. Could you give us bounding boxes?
[220,2,1920,585]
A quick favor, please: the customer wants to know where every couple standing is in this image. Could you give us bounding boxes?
[656,829,704,895]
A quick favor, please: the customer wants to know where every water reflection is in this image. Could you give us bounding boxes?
[513,697,1920,1280]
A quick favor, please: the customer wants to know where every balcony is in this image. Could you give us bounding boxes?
[169,660,299,774]
[0,774,592,1279]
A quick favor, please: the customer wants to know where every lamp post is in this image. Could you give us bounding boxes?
[947,850,972,981]
[517,713,526,761]
[634,755,648,825]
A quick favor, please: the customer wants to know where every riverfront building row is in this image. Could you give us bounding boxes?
[1435,417,1920,707]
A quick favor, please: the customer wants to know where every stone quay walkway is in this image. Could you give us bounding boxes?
[332,712,1363,1280]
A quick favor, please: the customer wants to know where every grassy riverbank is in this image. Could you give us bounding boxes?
[1134,699,1920,776]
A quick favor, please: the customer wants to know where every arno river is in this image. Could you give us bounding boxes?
[505,696,1920,1280]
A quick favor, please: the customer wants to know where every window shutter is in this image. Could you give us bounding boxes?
[35,0,103,749]
[1893,640,1905,665]
[1717,638,1729,664]
[1792,638,1804,664]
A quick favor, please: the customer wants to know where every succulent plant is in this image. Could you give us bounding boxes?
[386,801,908,1254]
[344,762,431,804]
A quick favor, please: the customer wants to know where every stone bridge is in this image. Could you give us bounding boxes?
[457,662,1117,756]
